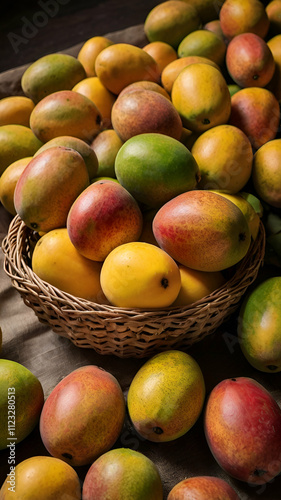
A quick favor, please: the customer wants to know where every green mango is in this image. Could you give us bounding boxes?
[21,53,86,104]
[0,359,44,450]
[238,276,281,372]
[115,133,200,209]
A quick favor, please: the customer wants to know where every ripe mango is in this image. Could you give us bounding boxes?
[127,350,205,442]
[100,241,181,308]
[72,75,116,129]
[204,377,281,484]
[21,53,86,104]
[32,228,105,303]
[95,43,160,95]
[178,29,227,67]
[144,0,201,49]
[152,190,251,272]
[191,124,253,194]
[77,35,114,77]
[91,129,123,178]
[0,124,42,176]
[0,157,31,215]
[67,180,143,262]
[82,448,163,500]
[238,276,281,372]
[14,146,89,233]
[171,265,226,307]
[34,135,98,181]
[0,96,34,127]
[168,476,240,500]
[209,191,261,241]
[172,63,231,132]
[0,456,81,499]
[0,359,44,450]
[115,133,200,209]
[39,365,125,466]
[252,138,281,208]
[111,89,182,142]
[30,90,102,143]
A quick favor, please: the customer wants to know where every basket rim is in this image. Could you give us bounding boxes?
[2,215,266,319]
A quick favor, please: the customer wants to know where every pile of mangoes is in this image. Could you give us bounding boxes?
[1,0,281,498]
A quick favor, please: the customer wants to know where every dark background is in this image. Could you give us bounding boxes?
[0,0,160,73]
[0,0,272,73]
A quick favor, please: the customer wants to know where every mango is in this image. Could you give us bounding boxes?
[127,350,205,442]
[30,90,102,143]
[226,32,275,88]
[0,96,34,127]
[21,53,86,104]
[142,41,178,74]
[34,135,98,181]
[100,241,181,308]
[228,83,241,96]
[267,34,281,101]
[178,29,227,67]
[171,63,231,132]
[14,146,89,233]
[219,0,270,40]
[171,265,226,307]
[167,476,240,500]
[67,179,143,262]
[82,448,163,500]
[119,80,171,100]
[0,359,44,450]
[229,87,280,150]
[112,89,182,142]
[32,228,105,303]
[0,456,81,499]
[266,0,281,36]
[144,0,201,49]
[72,76,116,129]
[0,124,42,176]
[91,129,123,178]
[238,276,281,372]
[252,138,281,208]
[95,43,160,95]
[161,56,220,94]
[0,157,32,215]
[77,35,114,77]
[209,191,261,241]
[191,124,253,194]
[152,190,251,272]
[40,365,125,467]
[114,133,200,209]
[203,19,225,40]
[204,376,281,484]
[184,0,226,24]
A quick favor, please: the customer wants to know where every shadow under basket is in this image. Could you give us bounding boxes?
[2,215,266,358]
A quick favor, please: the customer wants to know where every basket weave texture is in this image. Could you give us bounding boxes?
[2,215,266,358]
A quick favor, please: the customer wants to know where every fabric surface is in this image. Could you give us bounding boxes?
[0,7,281,498]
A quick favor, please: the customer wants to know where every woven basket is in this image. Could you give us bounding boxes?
[2,215,266,358]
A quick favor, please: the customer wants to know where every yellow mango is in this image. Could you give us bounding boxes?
[95,43,161,95]
[0,96,34,127]
[32,228,105,303]
[100,241,181,308]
